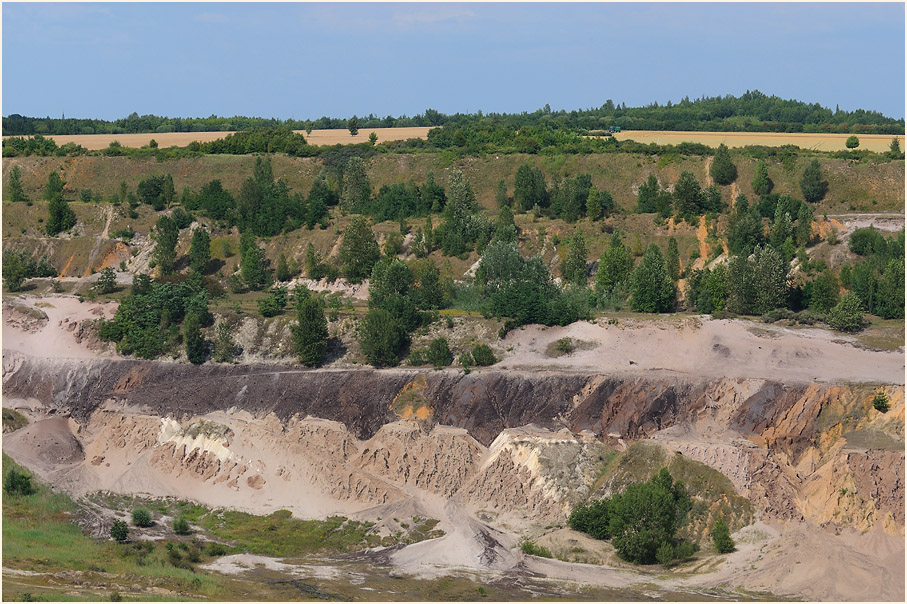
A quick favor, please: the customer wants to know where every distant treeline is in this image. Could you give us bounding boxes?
[3,90,903,136]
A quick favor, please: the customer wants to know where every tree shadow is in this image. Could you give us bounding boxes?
[323,337,347,364]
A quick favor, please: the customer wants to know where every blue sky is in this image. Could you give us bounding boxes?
[3,2,904,120]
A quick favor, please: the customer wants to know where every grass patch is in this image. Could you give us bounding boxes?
[198,510,375,557]
[2,408,29,433]
[843,428,904,452]
[520,540,553,558]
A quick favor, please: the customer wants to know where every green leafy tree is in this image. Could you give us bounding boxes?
[45,172,76,236]
[340,156,371,213]
[275,252,291,282]
[826,292,865,332]
[347,116,359,136]
[888,137,904,159]
[800,159,828,203]
[2,250,28,292]
[637,174,660,213]
[809,269,839,313]
[44,170,64,202]
[294,296,329,366]
[711,517,735,553]
[751,160,774,196]
[111,520,130,542]
[770,205,794,251]
[426,337,453,369]
[709,144,737,185]
[476,241,584,327]
[213,321,234,363]
[666,237,680,281]
[845,135,860,149]
[595,231,633,295]
[189,228,211,273]
[495,179,509,208]
[95,267,117,294]
[338,215,380,282]
[608,469,691,564]
[357,307,407,367]
[439,169,479,256]
[561,230,588,286]
[513,163,547,211]
[630,244,675,313]
[494,205,518,244]
[586,187,613,222]
[184,314,206,364]
[796,204,814,247]
[728,245,789,315]
[6,166,30,203]
[686,265,729,313]
[726,196,763,255]
[410,258,447,310]
[240,231,269,290]
[672,171,705,219]
[368,131,378,145]
[151,215,178,275]
[875,259,905,319]
[257,286,288,317]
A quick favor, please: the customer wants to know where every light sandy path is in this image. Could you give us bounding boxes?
[501,317,904,385]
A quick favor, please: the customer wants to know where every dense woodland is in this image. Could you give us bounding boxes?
[4,90,903,137]
[4,130,903,369]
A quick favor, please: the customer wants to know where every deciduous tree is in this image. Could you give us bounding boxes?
[800,159,828,203]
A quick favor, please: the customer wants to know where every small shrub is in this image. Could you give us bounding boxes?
[408,349,427,366]
[674,540,697,561]
[131,508,152,527]
[470,343,497,366]
[553,337,575,355]
[873,391,890,413]
[173,516,192,535]
[520,540,553,558]
[110,520,130,542]
[426,337,453,369]
[206,542,229,557]
[3,467,34,496]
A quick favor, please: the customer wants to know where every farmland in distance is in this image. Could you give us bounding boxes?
[3,126,433,150]
[610,130,903,152]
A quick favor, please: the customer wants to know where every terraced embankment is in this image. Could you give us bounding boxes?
[3,304,904,600]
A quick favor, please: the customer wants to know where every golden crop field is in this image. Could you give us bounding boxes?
[610,130,903,153]
[5,126,433,150]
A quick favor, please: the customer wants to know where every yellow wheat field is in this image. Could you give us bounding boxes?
[5,127,433,151]
[7,127,902,153]
[610,130,903,153]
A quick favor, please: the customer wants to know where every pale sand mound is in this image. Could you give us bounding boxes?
[2,416,84,469]
[2,296,117,360]
[502,317,904,384]
[686,522,905,601]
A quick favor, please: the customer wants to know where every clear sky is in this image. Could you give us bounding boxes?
[2,2,904,121]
